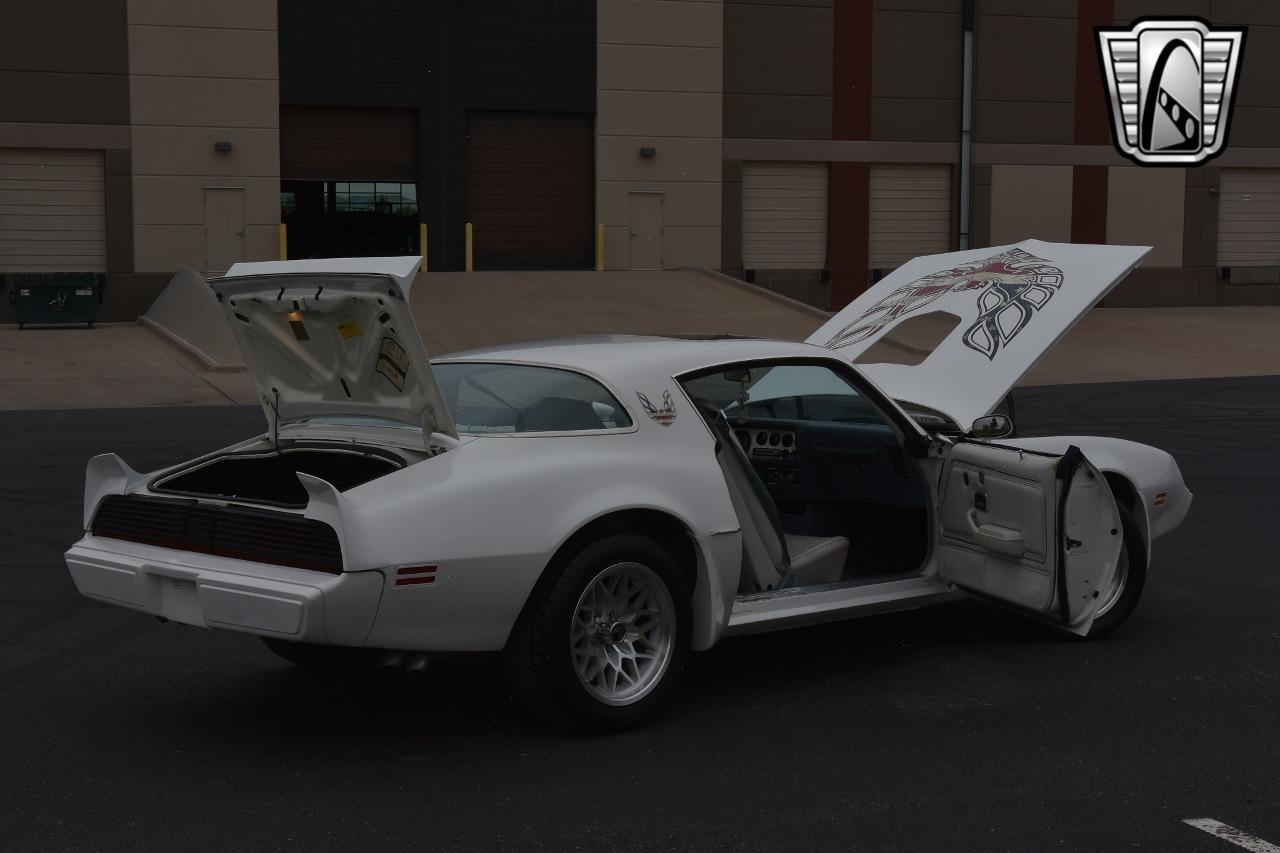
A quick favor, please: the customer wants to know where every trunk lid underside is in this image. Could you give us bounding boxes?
[210,256,457,443]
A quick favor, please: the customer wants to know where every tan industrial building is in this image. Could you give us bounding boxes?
[2,0,1278,321]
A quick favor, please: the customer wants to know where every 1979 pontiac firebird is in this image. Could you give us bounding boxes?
[66,241,1191,730]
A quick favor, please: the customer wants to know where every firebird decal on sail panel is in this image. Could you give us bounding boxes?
[822,248,1066,360]
[637,389,676,426]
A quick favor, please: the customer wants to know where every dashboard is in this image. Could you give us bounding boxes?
[729,417,926,507]
[733,426,797,461]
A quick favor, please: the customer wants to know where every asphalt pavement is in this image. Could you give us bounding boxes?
[1,376,1278,852]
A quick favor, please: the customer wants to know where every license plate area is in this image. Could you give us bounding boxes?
[155,576,204,626]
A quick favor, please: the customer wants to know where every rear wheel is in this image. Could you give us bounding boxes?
[1087,503,1147,638]
[505,532,691,731]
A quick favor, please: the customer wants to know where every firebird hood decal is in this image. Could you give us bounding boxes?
[807,240,1150,427]
[209,256,457,440]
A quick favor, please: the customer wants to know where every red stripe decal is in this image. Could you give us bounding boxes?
[396,565,437,576]
[395,576,436,587]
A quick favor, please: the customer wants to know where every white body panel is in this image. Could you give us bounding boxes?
[66,253,1191,657]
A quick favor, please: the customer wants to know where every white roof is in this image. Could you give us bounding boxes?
[439,336,828,387]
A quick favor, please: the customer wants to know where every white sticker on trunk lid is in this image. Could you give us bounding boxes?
[376,337,409,391]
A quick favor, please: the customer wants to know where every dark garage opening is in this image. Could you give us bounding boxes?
[280,106,419,259]
[467,112,594,270]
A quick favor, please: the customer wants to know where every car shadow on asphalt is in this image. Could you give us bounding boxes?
[144,598,1056,745]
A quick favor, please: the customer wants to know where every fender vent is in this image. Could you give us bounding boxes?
[91,494,343,574]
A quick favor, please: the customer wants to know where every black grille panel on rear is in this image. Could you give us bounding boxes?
[91,494,343,574]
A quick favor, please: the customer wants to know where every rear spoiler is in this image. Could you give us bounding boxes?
[83,453,145,528]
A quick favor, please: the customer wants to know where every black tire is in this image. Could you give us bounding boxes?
[1086,503,1147,638]
[505,532,692,732]
[261,637,372,669]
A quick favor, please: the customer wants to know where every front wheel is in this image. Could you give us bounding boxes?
[1087,503,1147,638]
[505,532,691,731]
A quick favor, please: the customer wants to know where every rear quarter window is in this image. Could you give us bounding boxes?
[433,362,632,434]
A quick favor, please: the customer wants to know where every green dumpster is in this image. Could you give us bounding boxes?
[7,273,103,329]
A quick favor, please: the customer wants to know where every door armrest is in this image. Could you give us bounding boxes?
[966,509,1024,559]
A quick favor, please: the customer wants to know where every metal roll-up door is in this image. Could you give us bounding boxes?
[0,149,106,272]
[1218,169,1280,267]
[741,163,828,270]
[869,164,951,270]
[467,112,594,270]
[280,106,417,181]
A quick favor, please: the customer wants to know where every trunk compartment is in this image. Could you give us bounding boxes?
[152,445,406,508]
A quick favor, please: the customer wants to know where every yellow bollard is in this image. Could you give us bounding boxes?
[465,222,474,272]
[595,223,604,271]
[278,223,288,260]
[419,223,428,272]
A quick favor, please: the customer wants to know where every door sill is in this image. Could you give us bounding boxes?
[725,575,956,636]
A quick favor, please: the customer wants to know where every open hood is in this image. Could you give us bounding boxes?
[209,256,456,442]
[806,240,1150,428]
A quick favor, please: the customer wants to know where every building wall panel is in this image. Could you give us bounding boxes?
[1107,167,1185,268]
[127,0,280,275]
[871,5,961,143]
[974,12,1076,145]
[989,164,1072,245]
[597,0,722,271]
[724,0,832,140]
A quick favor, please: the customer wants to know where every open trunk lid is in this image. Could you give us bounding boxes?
[806,240,1150,428]
[210,256,456,442]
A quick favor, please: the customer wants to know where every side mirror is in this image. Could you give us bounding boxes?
[969,414,1014,439]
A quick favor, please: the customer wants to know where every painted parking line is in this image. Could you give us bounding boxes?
[1184,819,1280,853]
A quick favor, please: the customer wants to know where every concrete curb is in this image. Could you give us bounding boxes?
[687,268,834,321]
[138,316,245,373]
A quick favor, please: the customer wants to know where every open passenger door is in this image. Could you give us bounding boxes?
[936,441,1122,636]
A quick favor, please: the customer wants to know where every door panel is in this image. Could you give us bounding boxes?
[204,187,244,275]
[939,443,1058,612]
[628,192,663,270]
[937,441,1122,634]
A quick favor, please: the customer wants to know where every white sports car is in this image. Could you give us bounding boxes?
[66,241,1191,729]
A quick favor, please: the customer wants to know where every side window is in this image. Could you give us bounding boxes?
[681,363,890,427]
[434,362,632,434]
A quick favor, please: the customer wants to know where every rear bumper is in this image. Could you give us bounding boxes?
[65,535,384,645]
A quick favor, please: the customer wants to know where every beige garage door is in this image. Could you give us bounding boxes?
[0,149,107,272]
[1218,169,1280,266]
[869,164,951,270]
[741,163,828,270]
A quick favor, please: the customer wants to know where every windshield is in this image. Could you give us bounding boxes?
[686,364,887,425]
[433,362,632,434]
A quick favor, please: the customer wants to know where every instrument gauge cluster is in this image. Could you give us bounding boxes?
[733,426,797,460]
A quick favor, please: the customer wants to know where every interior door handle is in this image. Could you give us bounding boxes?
[966,509,1024,559]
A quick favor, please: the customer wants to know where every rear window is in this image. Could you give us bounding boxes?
[434,362,632,434]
